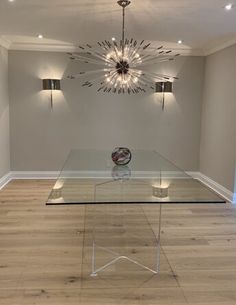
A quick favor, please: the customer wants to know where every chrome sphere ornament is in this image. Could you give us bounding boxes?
[111,147,132,165]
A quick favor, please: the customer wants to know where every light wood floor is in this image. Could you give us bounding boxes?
[0,180,236,305]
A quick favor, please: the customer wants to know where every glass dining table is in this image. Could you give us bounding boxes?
[46,149,225,277]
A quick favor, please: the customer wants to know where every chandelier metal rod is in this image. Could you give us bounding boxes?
[118,0,131,56]
[67,68,113,79]
[139,71,174,82]
[135,58,175,67]
[136,53,179,66]
[69,55,109,66]
[122,6,125,56]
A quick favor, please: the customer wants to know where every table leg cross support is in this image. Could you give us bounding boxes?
[90,241,160,277]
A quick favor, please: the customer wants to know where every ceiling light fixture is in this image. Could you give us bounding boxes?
[38,34,43,39]
[178,40,183,44]
[225,3,233,10]
[67,0,179,94]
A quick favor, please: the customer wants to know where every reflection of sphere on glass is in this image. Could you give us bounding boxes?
[111,147,132,165]
[112,165,131,180]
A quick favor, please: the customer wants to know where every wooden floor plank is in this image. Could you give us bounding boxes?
[0,180,235,304]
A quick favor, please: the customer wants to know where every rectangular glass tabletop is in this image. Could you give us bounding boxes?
[46,149,226,205]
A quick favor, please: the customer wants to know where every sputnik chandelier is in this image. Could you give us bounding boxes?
[68,0,180,94]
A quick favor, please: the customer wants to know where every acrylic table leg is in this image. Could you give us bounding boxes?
[156,204,162,273]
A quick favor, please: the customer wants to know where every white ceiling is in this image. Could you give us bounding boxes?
[0,0,236,55]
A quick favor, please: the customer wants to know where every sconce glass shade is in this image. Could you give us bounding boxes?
[42,79,61,91]
[155,81,172,93]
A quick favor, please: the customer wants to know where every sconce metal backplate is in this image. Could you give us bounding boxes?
[42,79,61,109]
[43,79,61,91]
[155,81,173,110]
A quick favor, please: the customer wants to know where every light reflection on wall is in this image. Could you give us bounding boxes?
[39,88,64,108]
[38,68,65,80]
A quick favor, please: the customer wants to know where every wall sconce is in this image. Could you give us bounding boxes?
[155,81,173,110]
[42,79,61,108]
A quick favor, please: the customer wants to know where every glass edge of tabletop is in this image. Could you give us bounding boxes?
[46,149,226,205]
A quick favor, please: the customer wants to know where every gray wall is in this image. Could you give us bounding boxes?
[234,168,236,195]
[9,51,205,172]
[0,46,10,179]
[200,44,236,192]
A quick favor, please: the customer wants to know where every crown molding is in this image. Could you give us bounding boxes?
[6,40,204,55]
[0,37,11,49]
[9,42,77,52]
[2,37,236,56]
[204,38,236,56]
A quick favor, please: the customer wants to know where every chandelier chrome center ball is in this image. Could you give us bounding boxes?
[116,60,129,75]
[68,0,179,94]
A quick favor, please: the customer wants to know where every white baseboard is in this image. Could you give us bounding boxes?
[0,172,12,190]
[187,171,234,203]
[186,171,201,179]
[0,171,59,191]
[10,171,59,179]
[0,170,234,203]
